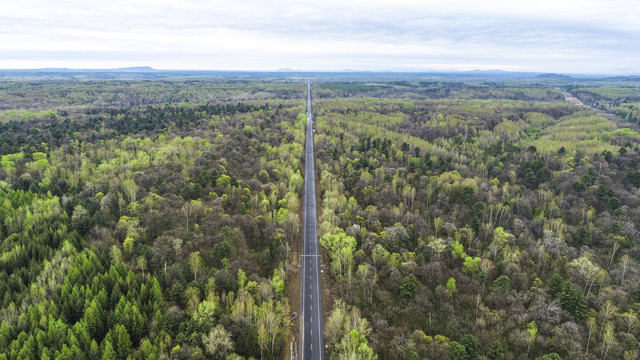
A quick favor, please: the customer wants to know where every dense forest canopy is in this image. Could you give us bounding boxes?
[1,78,640,360]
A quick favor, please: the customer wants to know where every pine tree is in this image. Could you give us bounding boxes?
[85,300,104,339]
[399,274,419,300]
[547,274,564,298]
[115,324,132,360]
[102,340,117,360]
[559,282,587,320]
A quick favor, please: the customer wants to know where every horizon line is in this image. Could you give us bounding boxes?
[1,67,639,77]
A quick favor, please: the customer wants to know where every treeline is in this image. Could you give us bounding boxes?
[0,81,306,112]
[314,82,565,102]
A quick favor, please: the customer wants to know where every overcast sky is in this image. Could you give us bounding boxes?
[1,0,638,73]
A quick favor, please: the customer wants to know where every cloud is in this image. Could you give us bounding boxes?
[0,0,638,73]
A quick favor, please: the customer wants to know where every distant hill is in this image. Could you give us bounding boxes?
[1,68,639,82]
[536,73,573,79]
[114,66,157,72]
[0,66,157,73]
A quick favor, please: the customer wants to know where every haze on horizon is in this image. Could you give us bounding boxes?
[1,0,639,74]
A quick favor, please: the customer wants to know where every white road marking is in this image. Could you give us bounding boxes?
[302,83,323,360]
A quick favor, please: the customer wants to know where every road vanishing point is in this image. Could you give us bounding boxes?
[300,82,324,360]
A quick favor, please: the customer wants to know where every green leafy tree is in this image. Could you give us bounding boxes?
[123,237,135,257]
[451,241,467,259]
[608,197,622,214]
[189,251,203,281]
[492,275,510,293]
[71,204,92,235]
[450,341,467,360]
[572,181,586,192]
[446,277,457,294]
[462,257,481,275]
[535,354,562,360]
[460,334,479,359]
[487,341,504,360]
[526,321,537,357]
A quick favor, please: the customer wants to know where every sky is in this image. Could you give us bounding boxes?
[0,0,639,74]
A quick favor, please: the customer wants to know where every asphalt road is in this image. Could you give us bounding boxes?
[300,82,324,360]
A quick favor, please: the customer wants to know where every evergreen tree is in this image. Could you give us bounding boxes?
[399,274,419,300]
[115,325,132,360]
[547,274,564,298]
[102,340,117,360]
[559,283,587,320]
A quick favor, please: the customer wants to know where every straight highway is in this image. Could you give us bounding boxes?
[300,82,324,360]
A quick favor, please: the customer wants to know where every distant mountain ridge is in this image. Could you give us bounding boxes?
[537,73,573,79]
[1,68,639,82]
[114,66,157,72]
[2,66,157,72]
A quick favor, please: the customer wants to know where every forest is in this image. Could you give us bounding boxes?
[1,78,640,360]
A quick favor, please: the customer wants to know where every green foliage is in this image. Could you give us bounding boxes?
[487,342,504,360]
[459,334,479,359]
[572,180,586,192]
[0,84,303,360]
[531,114,618,156]
[321,231,357,279]
[547,274,587,319]
[326,300,377,360]
[102,340,117,360]
[462,257,481,275]
[575,226,591,245]
[2,79,640,360]
[535,354,562,360]
[526,321,537,343]
[271,268,285,296]
[628,169,640,188]
[114,324,132,360]
[216,174,231,188]
[492,275,511,292]
[547,274,565,298]
[212,240,232,262]
[451,241,466,259]
[446,277,457,294]
[399,274,419,300]
[461,186,474,205]
[558,283,587,320]
[71,204,92,235]
[608,196,622,214]
[450,341,467,360]
[123,237,135,256]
